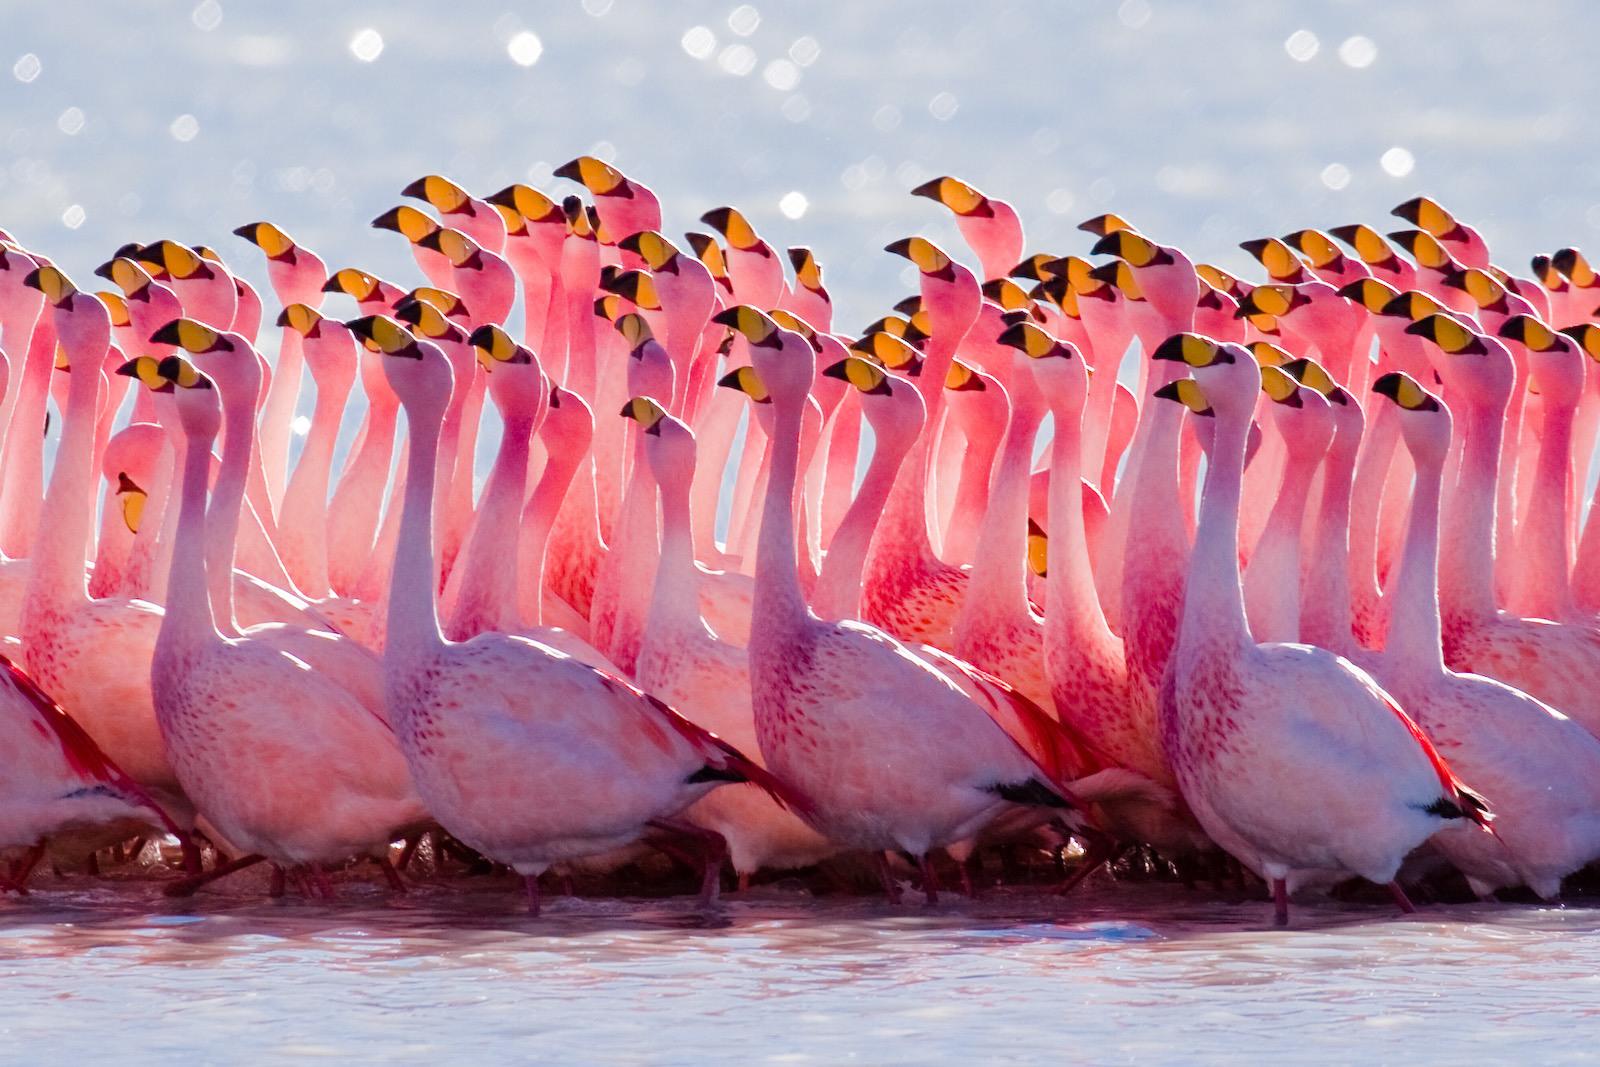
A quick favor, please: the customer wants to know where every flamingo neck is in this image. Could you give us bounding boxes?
[812,424,912,620]
[1245,431,1322,643]
[279,370,350,598]
[1385,443,1447,675]
[1180,402,1254,658]
[649,467,704,638]
[0,313,58,556]
[386,405,448,666]
[1046,395,1115,642]
[752,395,811,643]
[203,387,258,633]
[27,345,98,612]
[1301,428,1360,655]
[159,421,222,664]
[959,391,1042,635]
[1515,392,1576,619]
[447,409,535,638]
[1440,391,1505,623]
[518,427,586,626]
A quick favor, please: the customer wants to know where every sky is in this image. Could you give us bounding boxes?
[4,0,1598,341]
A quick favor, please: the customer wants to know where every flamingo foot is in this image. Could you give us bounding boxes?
[164,853,267,897]
[1387,881,1417,915]
[1272,877,1289,927]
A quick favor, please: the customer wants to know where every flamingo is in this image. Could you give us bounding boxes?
[401,174,508,252]
[720,304,1086,902]
[911,176,1025,282]
[1155,332,1489,925]
[356,313,794,915]
[1368,370,1600,900]
[554,157,663,248]
[147,354,426,897]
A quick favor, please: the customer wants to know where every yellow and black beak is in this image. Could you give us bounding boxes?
[821,356,893,395]
[684,232,732,290]
[997,320,1069,360]
[469,324,530,370]
[1026,518,1048,578]
[415,227,480,269]
[619,395,668,434]
[1392,196,1463,241]
[850,331,923,375]
[556,156,630,198]
[1404,313,1488,354]
[911,176,992,217]
[700,206,765,253]
[1380,291,1447,322]
[603,269,661,310]
[1009,254,1059,282]
[405,286,470,320]
[1151,333,1234,367]
[716,364,772,403]
[402,174,472,215]
[347,314,423,359]
[1552,248,1599,288]
[322,267,382,300]
[619,231,680,272]
[23,263,78,307]
[487,184,563,226]
[1559,323,1600,360]
[1091,230,1173,267]
[116,355,172,392]
[1498,315,1564,352]
[1152,378,1214,416]
[372,204,442,243]
[1282,357,1339,399]
[391,297,457,340]
[945,359,986,391]
[232,221,298,261]
[1239,237,1306,281]
[981,277,1033,312]
[1088,259,1143,300]
[140,240,213,281]
[154,354,210,389]
[885,236,954,279]
[276,303,323,337]
[99,291,131,327]
[711,305,781,348]
[1078,213,1136,238]
[1247,341,1292,367]
[1387,229,1454,270]
[150,318,235,354]
[115,472,147,533]
[1329,224,1399,267]
[1336,278,1401,314]
[1235,284,1307,318]
[1373,370,1441,411]
[1282,229,1343,269]
[788,246,825,292]
[614,311,654,351]
[1259,364,1303,407]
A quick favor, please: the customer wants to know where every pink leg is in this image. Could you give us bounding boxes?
[378,856,407,894]
[1272,878,1289,927]
[648,818,728,907]
[874,852,903,904]
[309,863,336,900]
[918,854,941,905]
[396,834,423,873]
[737,871,750,894]
[9,843,45,894]
[1387,880,1417,915]
[524,874,541,918]
[269,866,286,898]
[164,853,268,898]
[1056,833,1125,897]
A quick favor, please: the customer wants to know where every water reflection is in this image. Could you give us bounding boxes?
[0,876,1593,1062]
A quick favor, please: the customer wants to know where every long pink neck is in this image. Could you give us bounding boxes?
[0,313,57,556]
[751,387,812,652]
[445,407,535,640]
[25,327,97,614]
[386,403,448,673]
[1512,387,1576,620]
[1243,423,1322,643]
[517,420,587,626]
[1348,403,1399,638]
[1179,393,1254,662]
[157,415,222,666]
[204,380,267,634]
[1384,438,1447,676]
[122,438,174,599]
[326,394,398,597]
[277,364,351,598]
[956,381,1042,640]
[1300,413,1361,656]
[1439,389,1505,625]
[257,326,303,514]
[1118,357,1192,662]
[649,462,706,639]
[1045,388,1117,649]
[812,418,913,620]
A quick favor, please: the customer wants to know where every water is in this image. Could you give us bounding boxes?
[1,872,1596,1063]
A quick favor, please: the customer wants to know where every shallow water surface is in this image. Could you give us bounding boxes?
[0,877,1594,1064]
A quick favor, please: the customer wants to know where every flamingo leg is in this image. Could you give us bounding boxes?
[9,842,46,893]
[269,865,286,897]
[181,838,204,876]
[874,851,903,904]
[396,833,423,872]
[1057,833,1126,897]
[377,856,407,893]
[1387,880,1417,915]
[524,874,541,918]
[737,871,750,894]
[1272,877,1290,927]
[163,853,268,897]
[647,817,727,907]
[918,853,941,905]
